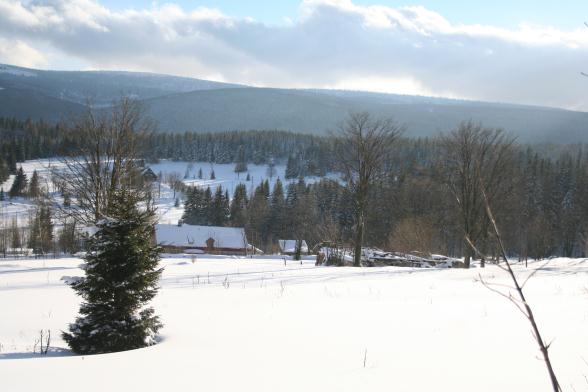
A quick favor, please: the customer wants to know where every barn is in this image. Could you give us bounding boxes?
[155,223,248,255]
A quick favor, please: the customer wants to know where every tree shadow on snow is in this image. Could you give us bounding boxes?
[0,266,74,275]
[0,347,73,360]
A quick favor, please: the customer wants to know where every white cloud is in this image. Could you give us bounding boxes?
[0,0,587,109]
[0,38,47,67]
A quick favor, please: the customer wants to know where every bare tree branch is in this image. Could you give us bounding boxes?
[474,164,561,392]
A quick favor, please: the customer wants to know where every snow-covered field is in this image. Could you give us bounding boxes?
[1,256,587,391]
[148,159,331,195]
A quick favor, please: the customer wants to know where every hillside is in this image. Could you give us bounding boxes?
[1,64,588,142]
[0,64,243,106]
[145,87,588,141]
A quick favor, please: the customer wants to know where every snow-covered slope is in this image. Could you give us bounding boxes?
[1,256,587,391]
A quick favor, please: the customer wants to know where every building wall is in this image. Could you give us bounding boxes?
[160,245,247,256]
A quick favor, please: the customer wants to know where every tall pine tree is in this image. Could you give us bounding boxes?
[230,184,248,227]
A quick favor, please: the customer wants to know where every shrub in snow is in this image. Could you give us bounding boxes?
[63,190,163,354]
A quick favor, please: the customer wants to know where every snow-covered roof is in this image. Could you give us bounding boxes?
[278,240,308,253]
[156,224,247,249]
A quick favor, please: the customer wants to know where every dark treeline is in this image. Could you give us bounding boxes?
[0,117,334,184]
[143,130,333,176]
[3,117,588,260]
[183,138,588,260]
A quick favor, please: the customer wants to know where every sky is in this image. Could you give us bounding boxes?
[0,0,587,110]
[99,0,588,30]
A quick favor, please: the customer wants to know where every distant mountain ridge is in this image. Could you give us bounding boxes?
[1,63,587,143]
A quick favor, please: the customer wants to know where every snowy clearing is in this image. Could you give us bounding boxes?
[1,256,587,391]
[0,158,337,226]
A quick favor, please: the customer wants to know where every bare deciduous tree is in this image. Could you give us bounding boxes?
[440,122,516,268]
[387,215,444,256]
[52,97,152,224]
[165,172,183,199]
[335,112,404,267]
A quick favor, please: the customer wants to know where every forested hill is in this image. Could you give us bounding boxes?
[1,63,588,143]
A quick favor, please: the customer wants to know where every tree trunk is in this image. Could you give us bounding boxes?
[354,213,364,267]
[294,239,302,261]
[463,242,471,268]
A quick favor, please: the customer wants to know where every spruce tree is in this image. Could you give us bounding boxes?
[211,186,227,226]
[285,155,299,179]
[203,187,213,224]
[182,187,200,224]
[0,159,8,183]
[223,189,231,224]
[9,167,27,198]
[248,182,271,248]
[230,184,248,227]
[28,170,40,199]
[270,179,286,240]
[0,188,4,201]
[62,189,163,354]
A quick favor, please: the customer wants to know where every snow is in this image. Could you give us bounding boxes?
[1,174,14,194]
[155,224,247,249]
[0,199,37,227]
[1,256,587,391]
[278,239,309,253]
[148,159,337,197]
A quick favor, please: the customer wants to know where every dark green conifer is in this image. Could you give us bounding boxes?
[62,189,163,354]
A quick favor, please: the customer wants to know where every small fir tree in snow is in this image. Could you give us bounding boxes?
[198,167,203,179]
[62,189,163,354]
[0,188,4,201]
[210,169,216,180]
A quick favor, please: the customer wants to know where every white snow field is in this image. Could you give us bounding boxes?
[1,256,587,391]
